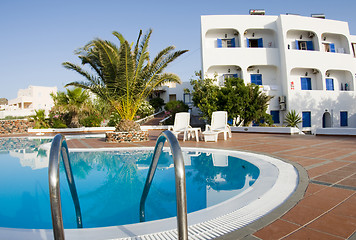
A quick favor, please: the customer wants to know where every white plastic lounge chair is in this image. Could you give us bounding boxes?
[205,111,232,141]
[168,112,191,141]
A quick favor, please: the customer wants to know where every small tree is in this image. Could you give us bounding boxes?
[190,71,219,122]
[284,110,302,128]
[191,72,273,126]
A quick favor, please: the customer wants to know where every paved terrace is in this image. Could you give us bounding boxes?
[2,130,354,239]
[64,130,356,240]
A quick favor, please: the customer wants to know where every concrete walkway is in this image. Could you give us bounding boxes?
[65,130,356,240]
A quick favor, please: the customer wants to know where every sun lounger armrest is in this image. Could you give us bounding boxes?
[206,124,212,131]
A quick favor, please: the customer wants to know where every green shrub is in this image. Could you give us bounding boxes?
[80,114,103,127]
[149,97,165,112]
[136,100,155,119]
[48,110,68,128]
[107,112,121,127]
[164,100,189,124]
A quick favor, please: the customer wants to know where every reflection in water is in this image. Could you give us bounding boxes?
[0,143,259,229]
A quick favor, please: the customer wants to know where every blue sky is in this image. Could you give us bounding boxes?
[1,0,355,100]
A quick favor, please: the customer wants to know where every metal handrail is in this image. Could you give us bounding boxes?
[139,130,188,240]
[48,134,83,240]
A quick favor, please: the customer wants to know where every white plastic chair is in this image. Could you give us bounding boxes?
[205,111,232,140]
[168,112,191,141]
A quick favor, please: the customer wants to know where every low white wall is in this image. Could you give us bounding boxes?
[28,127,116,133]
[140,125,169,130]
[315,128,356,136]
[231,126,302,134]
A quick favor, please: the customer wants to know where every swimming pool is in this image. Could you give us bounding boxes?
[0,137,298,239]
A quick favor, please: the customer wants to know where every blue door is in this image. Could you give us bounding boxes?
[340,111,348,126]
[270,111,280,124]
[302,112,311,127]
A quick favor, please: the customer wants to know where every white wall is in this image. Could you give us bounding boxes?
[2,85,57,118]
[201,14,356,133]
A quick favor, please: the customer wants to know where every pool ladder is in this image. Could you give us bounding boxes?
[48,131,188,240]
[140,130,188,240]
[48,134,82,240]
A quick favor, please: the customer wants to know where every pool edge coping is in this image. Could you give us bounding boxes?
[212,150,309,240]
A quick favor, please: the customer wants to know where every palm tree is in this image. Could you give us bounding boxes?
[51,87,91,128]
[63,29,188,131]
[32,109,50,129]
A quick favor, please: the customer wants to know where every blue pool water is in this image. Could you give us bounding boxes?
[0,137,260,229]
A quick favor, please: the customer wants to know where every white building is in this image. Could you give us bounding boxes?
[201,12,356,133]
[0,85,57,118]
[151,81,199,113]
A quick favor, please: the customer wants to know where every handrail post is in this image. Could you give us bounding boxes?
[140,130,188,240]
[49,134,83,240]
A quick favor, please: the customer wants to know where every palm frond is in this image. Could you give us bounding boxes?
[62,29,188,121]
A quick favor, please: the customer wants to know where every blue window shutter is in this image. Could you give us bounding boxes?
[307,41,314,50]
[330,43,335,53]
[246,38,249,48]
[217,38,222,48]
[326,78,334,91]
[340,112,348,126]
[231,38,236,47]
[233,74,238,78]
[257,74,262,85]
[295,40,299,50]
[301,78,307,90]
[258,38,263,47]
[251,74,255,84]
[301,78,312,90]
[251,74,262,85]
[302,112,311,127]
[307,78,312,90]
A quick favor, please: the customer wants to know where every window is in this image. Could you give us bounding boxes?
[247,38,263,48]
[183,93,192,104]
[323,43,335,53]
[301,77,312,90]
[169,94,176,102]
[326,78,334,91]
[295,40,314,50]
[270,110,280,124]
[251,74,262,85]
[302,112,311,128]
[217,38,235,48]
[340,111,348,127]
[223,73,238,79]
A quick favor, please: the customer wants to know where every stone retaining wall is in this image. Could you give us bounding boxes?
[0,119,34,135]
[106,131,149,143]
